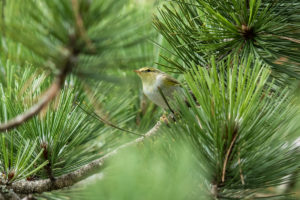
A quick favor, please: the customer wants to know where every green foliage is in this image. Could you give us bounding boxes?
[0,0,299,199]
[154,0,300,79]
[163,57,300,198]
[0,0,159,185]
[36,138,209,200]
[1,0,146,77]
[0,137,48,183]
[0,61,142,181]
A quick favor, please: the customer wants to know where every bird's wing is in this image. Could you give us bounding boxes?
[162,74,181,86]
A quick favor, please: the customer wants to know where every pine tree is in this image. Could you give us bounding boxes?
[0,0,299,200]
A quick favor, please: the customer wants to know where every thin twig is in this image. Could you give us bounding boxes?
[222,127,238,182]
[0,66,70,132]
[238,151,245,185]
[0,0,88,133]
[10,121,162,194]
[0,0,95,132]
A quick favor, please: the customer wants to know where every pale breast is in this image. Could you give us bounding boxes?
[143,74,180,109]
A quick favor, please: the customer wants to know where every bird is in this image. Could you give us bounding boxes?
[134,67,181,111]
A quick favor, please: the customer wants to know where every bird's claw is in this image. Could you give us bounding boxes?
[160,114,169,125]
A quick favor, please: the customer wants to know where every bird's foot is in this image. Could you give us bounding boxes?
[160,114,169,125]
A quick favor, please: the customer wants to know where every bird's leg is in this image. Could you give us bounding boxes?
[168,112,176,122]
[160,111,177,126]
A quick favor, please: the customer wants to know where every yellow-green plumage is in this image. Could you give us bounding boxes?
[135,67,181,109]
[162,75,180,86]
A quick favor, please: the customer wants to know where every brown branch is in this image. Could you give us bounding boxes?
[0,189,21,200]
[221,127,238,183]
[0,0,90,133]
[0,66,70,132]
[10,121,162,194]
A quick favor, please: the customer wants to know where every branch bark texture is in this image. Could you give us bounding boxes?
[0,0,82,133]
[0,63,70,132]
[10,121,162,194]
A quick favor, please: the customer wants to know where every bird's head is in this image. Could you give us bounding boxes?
[134,67,162,85]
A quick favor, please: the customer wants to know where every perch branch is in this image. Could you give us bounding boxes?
[10,121,162,194]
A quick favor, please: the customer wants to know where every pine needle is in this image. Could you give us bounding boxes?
[76,103,143,137]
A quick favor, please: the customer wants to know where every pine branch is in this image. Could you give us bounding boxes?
[9,121,162,194]
[0,60,71,132]
[0,0,96,133]
[0,189,21,200]
[154,0,300,79]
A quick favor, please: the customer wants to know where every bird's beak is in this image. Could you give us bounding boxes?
[134,70,140,74]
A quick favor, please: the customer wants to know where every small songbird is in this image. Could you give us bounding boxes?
[134,67,181,110]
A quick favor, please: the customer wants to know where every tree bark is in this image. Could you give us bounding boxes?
[10,121,162,194]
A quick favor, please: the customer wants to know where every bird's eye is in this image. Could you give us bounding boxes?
[145,69,151,72]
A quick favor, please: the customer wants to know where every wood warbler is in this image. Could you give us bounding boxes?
[134,67,181,110]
